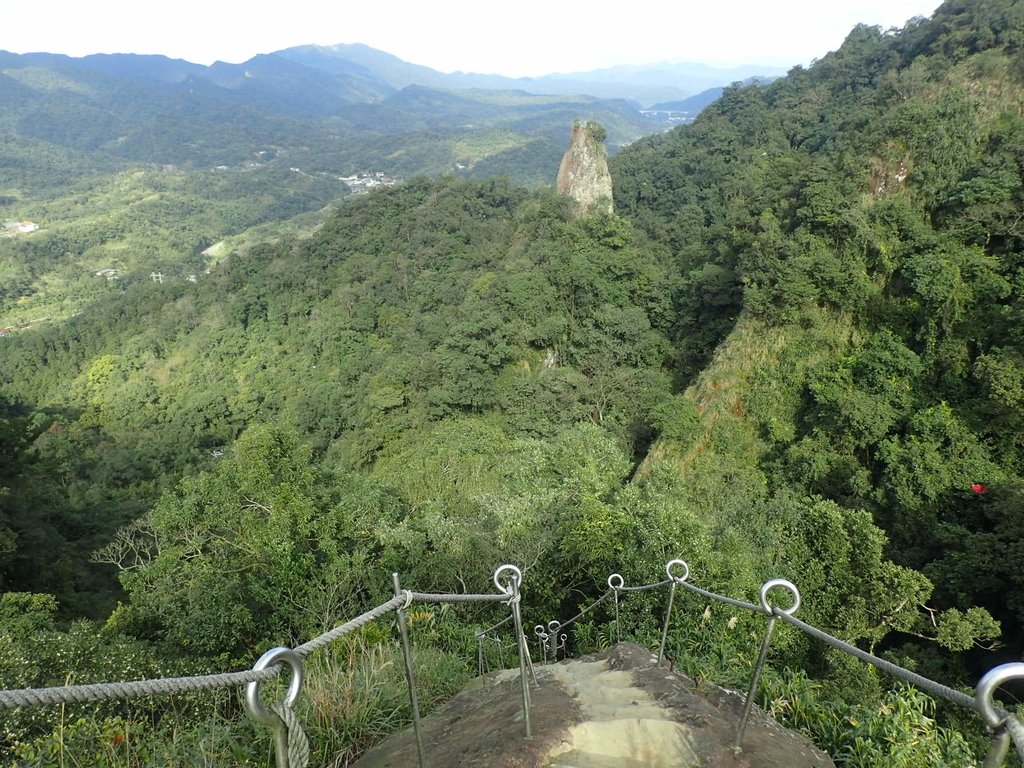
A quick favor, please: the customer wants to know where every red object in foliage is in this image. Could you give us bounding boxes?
[971,483,988,495]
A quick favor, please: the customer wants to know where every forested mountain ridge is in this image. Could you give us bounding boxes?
[0,46,662,329]
[0,42,779,188]
[613,0,1024,687]
[2,1,1024,765]
[0,45,672,183]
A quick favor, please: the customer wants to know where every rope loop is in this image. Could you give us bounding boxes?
[244,647,304,728]
[976,662,1024,729]
[666,559,690,584]
[493,564,523,596]
[760,578,800,616]
[271,701,311,768]
[607,573,625,590]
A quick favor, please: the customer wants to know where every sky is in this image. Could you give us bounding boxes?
[4,1,944,77]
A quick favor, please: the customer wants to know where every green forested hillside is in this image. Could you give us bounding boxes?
[0,49,658,181]
[0,178,677,609]
[2,1,1023,765]
[0,49,661,330]
[613,0,1024,657]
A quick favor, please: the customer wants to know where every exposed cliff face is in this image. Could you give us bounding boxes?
[556,120,614,217]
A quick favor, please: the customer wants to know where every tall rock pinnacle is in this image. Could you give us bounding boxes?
[556,120,613,217]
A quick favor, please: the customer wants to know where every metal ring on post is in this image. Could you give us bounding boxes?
[759,579,800,616]
[976,663,1024,729]
[607,573,625,590]
[554,633,568,660]
[244,647,304,727]
[533,624,545,638]
[548,620,561,634]
[666,559,690,584]
[494,564,523,596]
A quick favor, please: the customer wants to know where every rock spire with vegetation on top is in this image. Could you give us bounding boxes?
[556,120,614,217]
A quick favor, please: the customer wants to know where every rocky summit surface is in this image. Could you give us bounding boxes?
[352,642,835,767]
[556,121,614,217]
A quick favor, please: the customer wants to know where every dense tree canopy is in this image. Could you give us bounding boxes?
[2,1,1024,764]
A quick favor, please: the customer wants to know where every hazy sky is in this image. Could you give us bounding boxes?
[4,1,943,76]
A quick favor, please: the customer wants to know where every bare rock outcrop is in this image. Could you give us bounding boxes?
[352,642,834,767]
[556,120,614,217]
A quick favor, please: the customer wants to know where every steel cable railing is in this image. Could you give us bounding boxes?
[2,556,1022,767]
[532,558,1024,766]
[0,564,529,768]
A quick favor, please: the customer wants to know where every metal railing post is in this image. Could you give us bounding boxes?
[525,639,539,686]
[735,579,800,751]
[534,625,548,665]
[659,559,689,664]
[548,621,561,664]
[608,574,624,644]
[495,564,532,737]
[393,573,426,768]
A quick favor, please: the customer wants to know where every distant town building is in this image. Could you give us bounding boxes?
[341,171,400,194]
[638,110,695,126]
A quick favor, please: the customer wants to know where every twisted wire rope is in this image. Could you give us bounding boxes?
[0,588,511,710]
[3,560,1022,764]
[674,574,985,713]
[477,613,514,637]
[677,579,762,614]
[271,702,311,768]
[617,578,674,593]
[555,590,613,633]
[408,591,510,604]
[672,572,1024,760]
[0,666,278,709]
[771,609,977,710]
[1005,715,1024,762]
[295,594,405,657]
[590,565,1024,749]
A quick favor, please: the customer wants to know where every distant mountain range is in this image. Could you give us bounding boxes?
[0,43,781,206]
[1,44,782,116]
[647,77,777,115]
[274,43,784,106]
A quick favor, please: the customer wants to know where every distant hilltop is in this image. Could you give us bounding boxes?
[0,45,785,108]
[277,44,785,106]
